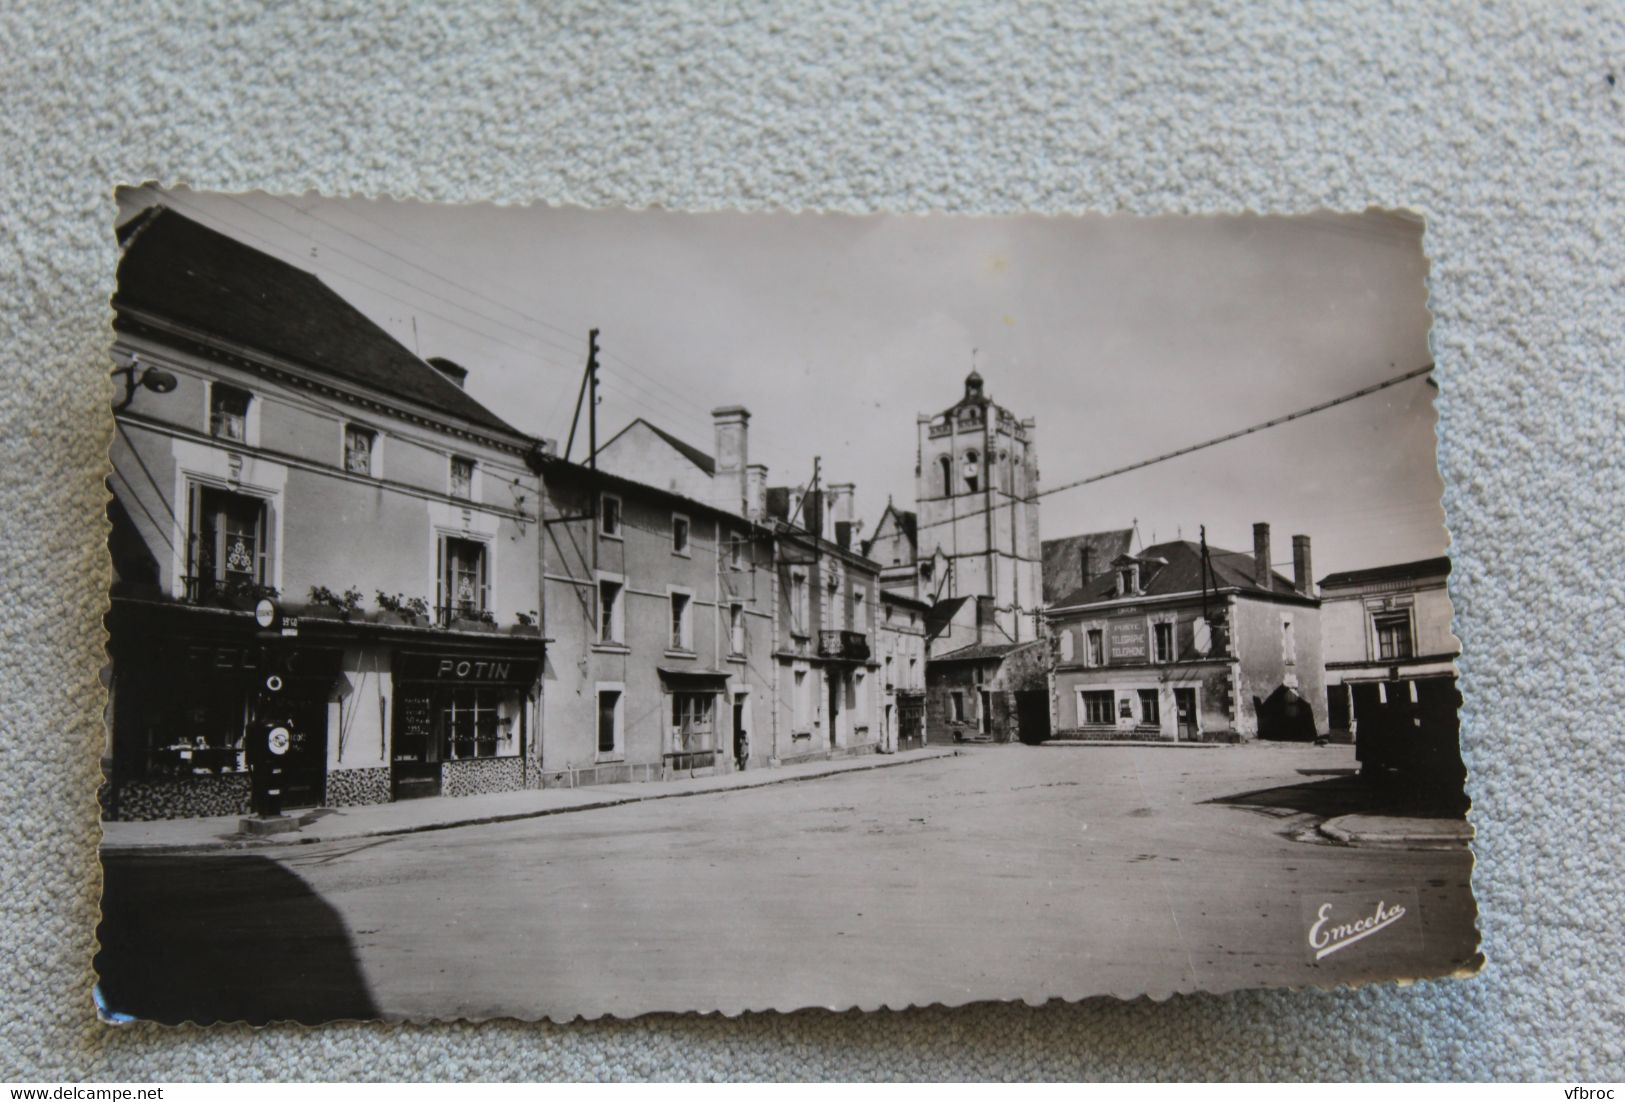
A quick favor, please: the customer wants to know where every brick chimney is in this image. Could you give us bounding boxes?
[711,406,750,516]
[1252,522,1272,590]
[1292,534,1314,597]
[1079,545,1093,585]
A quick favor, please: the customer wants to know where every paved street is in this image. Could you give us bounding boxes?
[98,743,1479,1023]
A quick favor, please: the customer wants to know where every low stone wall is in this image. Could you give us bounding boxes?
[443,755,526,798]
[538,762,663,788]
[104,774,252,821]
[325,766,391,808]
[777,743,879,767]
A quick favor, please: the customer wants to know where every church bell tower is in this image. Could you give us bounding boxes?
[913,370,1041,642]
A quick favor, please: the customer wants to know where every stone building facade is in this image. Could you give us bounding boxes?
[1318,556,1461,788]
[876,590,930,750]
[536,460,777,786]
[1045,524,1327,742]
[104,206,545,820]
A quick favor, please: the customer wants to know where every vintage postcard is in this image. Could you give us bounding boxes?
[97,188,1479,1023]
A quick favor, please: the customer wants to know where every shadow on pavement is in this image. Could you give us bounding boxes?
[97,853,379,1025]
[1204,773,1382,819]
[1208,771,1467,821]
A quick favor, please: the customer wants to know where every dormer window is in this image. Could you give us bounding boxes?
[344,424,377,476]
[1117,565,1140,595]
[209,383,251,442]
[449,456,475,500]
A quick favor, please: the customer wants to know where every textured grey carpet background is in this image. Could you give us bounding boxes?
[3,0,1622,1081]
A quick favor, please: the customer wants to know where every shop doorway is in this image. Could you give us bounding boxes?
[732,692,748,770]
[274,691,328,808]
[392,688,441,800]
[1174,688,1199,741]
[827,673,842,748]
[897,693,925,750]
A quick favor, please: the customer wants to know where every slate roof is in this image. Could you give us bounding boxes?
[600,417,717,475]
[1319,556,1451,590]
[1048,538,1306,609]
[931,640,1037,663]
[861,502,917,557]
[879,589,931,611]
[1041,528,1136,605]
[114,206,523,437]
[924,594,973,638]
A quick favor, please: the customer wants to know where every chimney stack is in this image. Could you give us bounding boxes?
[426,356,469,389]
[711,406,751,516]
[827,482,855,525]
[1292,534,1314,597]
[1252,522,1272,589]
[801,488,824,539]
[765,485,791,522]
[745,464,768,522]
[1079,545,1092,585]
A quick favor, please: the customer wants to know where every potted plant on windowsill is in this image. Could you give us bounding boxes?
[214,579,279,612]
[450,608,499,633]
[307,585,364,622]
[510,610,542,637]
[375,592,430,627]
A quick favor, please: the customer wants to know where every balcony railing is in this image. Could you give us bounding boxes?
[180,575,277,607]
[437,603,495,629]
[818,629,870,661]
[666,729,717,772]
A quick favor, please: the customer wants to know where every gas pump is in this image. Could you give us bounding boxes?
[248,669,294,818]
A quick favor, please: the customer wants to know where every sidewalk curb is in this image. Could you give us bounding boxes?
[101,748,961,857]
[1318,815,1473,849]
[1041,740,1226,749]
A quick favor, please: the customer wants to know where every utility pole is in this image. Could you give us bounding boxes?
[562,327,598,465]
[587,328,600,470]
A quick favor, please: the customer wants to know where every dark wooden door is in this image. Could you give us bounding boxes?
[392,688,441,800]
[1174,688,1198,741]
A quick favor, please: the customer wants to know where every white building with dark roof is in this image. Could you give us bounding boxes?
[1044,524,1327,742]
[106,206,547,820]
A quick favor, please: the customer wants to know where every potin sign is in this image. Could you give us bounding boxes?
[396,652,541,685]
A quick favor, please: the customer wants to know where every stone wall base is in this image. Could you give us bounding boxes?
[325,766,391,808]
[102,774,252,821]
[443,756,526,797]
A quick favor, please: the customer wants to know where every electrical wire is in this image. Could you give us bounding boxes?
[911,363,1436,537]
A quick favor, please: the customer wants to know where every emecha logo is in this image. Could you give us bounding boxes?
[1308,898,1407,960]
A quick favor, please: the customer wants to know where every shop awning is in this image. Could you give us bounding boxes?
[656,666,732,685]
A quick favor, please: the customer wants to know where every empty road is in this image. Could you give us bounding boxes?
[98,742,1479,1023]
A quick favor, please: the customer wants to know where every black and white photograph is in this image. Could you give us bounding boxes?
[97,187,1480,1024]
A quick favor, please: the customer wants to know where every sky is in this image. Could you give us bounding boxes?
[122,187,1444,579]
